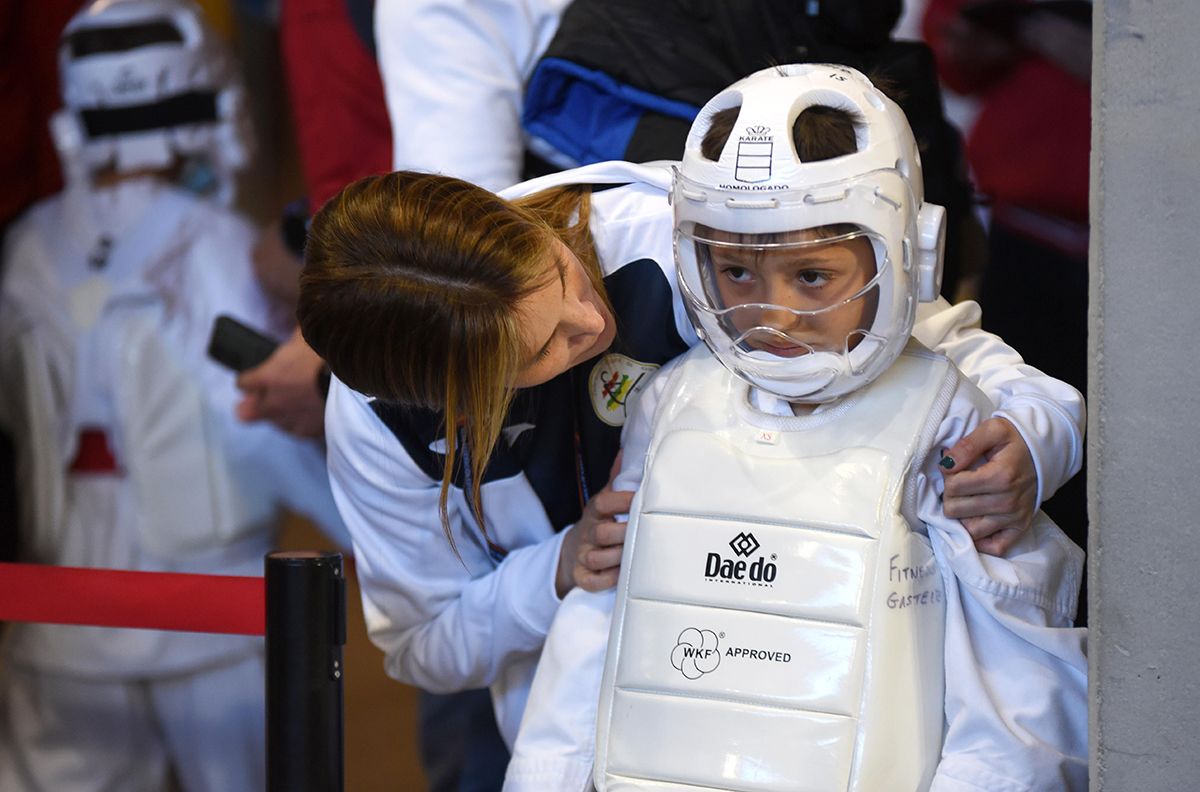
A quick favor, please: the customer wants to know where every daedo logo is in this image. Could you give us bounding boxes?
[113,67,147,95]
[704,532,778,585]
[729,532,759,556]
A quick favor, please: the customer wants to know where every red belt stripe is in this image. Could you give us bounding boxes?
[69,427,120,474]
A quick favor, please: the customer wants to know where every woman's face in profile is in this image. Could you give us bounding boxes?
[513,240,616,388]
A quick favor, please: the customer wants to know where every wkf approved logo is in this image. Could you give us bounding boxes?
[671,626,793,679]
[671,627,721,679]
[587,353,658,427]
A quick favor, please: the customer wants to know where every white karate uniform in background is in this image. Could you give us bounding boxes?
[0,178,348,792]
[375,0,570,189]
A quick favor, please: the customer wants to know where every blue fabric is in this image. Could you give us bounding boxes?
[418,689,509,792]
[523,58,700,166]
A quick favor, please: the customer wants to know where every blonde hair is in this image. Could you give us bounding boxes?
[299,171,604,551]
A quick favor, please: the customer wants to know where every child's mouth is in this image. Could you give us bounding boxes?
[753,339,812,358]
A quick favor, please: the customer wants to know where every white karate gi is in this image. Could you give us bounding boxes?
[0,179,348,792]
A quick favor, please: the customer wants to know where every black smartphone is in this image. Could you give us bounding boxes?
[207,315,280,373]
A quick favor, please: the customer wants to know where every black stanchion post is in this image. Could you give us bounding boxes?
[266,551,346,792]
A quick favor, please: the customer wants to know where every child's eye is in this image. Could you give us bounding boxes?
[721,266,753,284]
[797,270,831,288]
[535,342,554,362]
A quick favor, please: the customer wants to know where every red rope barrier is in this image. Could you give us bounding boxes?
[0,562,265,635]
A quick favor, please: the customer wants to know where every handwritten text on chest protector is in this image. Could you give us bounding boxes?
[887,554,943,609]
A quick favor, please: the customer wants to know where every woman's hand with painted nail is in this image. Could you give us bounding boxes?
[940,416,1038,556]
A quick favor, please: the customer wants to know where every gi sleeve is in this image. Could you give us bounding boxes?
[920,375,1089,792]
[375,0,569,191]
[503,588,615,792]
[186,214,352,549]
[0,280,28,432]
[502,361,668,790]
[245,425,352,550]
[914,297,1085,507]
[0,219,58,434]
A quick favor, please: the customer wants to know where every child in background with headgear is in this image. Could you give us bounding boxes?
[503,64,1086,792]
[0,2,347,790]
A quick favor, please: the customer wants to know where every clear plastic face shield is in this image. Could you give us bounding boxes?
[674,166,932,402]
[672,63,946,402]
[679,222,887,361]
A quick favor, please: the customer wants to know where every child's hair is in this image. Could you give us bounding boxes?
[298,171,607,552]
[700,104,861,163]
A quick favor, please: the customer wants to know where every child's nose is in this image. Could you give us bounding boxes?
[759,304,799,331]
[760,282,802,328]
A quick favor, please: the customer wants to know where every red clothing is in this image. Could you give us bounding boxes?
[0,0,83,227]
[279,0,392,209]
[923,0,1090,225]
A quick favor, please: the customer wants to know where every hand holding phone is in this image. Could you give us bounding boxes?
[232,327,328,439]
[207,315,280,373]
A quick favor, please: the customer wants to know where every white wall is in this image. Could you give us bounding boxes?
[1091,1,1200,787]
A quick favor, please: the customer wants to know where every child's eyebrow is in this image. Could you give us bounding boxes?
[791,253,842,264]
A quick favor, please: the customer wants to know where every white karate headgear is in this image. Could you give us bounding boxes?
[674,63,945,402]
[52,0,251,202]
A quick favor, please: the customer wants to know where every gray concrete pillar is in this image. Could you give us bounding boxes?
[1092,1,1200,787]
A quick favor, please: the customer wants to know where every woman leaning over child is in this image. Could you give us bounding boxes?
[296,69,1085,748]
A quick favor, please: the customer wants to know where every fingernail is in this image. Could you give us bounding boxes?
[939,455,956,470]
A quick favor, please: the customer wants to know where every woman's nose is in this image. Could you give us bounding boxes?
[566,294,605,339]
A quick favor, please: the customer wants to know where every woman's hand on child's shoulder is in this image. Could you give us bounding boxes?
[556,484,633,597]
[939,417,1038,556]
[555,452,635,597]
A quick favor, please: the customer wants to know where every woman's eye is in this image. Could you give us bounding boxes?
[535,342,554,362]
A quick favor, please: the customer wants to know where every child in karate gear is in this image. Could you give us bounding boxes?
[0,2,348,790]
[503,65,1087,792]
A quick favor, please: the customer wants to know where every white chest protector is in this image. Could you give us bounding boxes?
[595,343,958,792]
